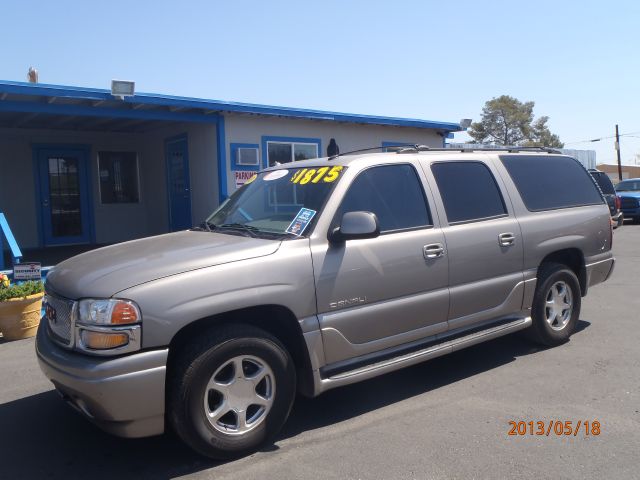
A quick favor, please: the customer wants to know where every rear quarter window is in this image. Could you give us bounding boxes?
[500,155,603,211]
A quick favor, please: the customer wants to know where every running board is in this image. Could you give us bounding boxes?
[316,316,531,394]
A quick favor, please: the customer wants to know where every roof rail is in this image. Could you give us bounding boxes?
[396,145,563,154]
[328,144,563,160]
[328,144,422,160]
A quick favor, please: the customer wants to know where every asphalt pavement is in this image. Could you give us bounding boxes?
[1,226,639,480]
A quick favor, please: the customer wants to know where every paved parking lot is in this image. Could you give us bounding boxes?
[1,226,639,480]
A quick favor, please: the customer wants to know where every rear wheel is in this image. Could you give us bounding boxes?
[168,324,296,459]
[528,263,581,346]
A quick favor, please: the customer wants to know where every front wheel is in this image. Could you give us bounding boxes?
[528,263,581,346]
[168,324,296,459]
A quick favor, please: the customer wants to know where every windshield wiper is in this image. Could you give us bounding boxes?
[217,223,261,238]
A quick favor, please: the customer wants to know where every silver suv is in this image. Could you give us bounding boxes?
[36,148,615,458]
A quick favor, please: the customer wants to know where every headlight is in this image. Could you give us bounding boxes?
[75,299,142,355]
[77,299,140,325]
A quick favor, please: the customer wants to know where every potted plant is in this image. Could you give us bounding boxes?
[0,274,44,341]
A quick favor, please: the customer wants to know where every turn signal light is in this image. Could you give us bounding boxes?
[80,330,129,350]
[111,302,139,324]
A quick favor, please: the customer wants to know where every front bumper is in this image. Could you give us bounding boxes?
[35,322,168,438]
[620,207,640,219]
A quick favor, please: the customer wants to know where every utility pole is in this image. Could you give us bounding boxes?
[615,124,622,181]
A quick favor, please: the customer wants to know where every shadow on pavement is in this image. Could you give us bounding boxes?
[0,321,589,479]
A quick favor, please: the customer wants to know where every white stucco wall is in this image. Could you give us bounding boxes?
[222,113,445,195]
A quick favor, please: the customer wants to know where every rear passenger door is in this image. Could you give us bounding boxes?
[425,159,524,330]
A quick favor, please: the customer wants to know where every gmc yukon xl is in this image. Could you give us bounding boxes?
[36,148,615,458]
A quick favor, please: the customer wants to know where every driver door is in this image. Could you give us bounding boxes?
[310,163,450,365]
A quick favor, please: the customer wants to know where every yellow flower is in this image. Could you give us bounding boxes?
[0,274,9,288]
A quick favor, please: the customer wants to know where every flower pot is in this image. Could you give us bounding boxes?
[0,292,44,341]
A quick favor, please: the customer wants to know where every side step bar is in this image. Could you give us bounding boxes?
[316,316,531,395]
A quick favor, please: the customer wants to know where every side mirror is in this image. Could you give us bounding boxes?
[329,211,380,243]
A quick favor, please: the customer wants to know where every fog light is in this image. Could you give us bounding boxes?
[80,330,129,350]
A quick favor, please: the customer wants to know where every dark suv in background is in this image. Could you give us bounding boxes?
[615,178,640,224]
[589,169,623,228]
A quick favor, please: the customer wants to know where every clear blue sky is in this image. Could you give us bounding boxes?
[2,0,639,164]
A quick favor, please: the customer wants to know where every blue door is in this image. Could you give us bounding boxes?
[165,136,192,231]
[37,147,92,246]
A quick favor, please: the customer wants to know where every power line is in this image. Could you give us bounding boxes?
[564,130,640,145]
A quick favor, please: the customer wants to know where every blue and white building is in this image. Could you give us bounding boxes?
[0,80,463,259]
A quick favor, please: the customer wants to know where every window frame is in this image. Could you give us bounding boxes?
[261,136,321,168]
[333,162,434,235]
[430,160,509,226]
[230,143,260,171]
[96,150,141,205]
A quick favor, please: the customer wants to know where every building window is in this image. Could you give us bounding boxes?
[263,137,321,167]
[98,151,140,204]
[231,143,260,170]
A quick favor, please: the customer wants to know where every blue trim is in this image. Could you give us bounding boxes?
[0,80,461,132]
[0,213,23,269]
[0,100,220,124]
[216,117,228,204]
[230,143,260,172]
[33,144,94,246]
[261,136,322,168]
[164,134,193,231]
[32,148,44,248]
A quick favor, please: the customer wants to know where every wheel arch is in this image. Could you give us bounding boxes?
[538,248,587,296]
[167,304,315,397]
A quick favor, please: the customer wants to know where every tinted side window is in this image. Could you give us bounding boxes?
[431,161,507,223]
[589,171,615,195]
[501,155,603,211]
[338,164,431,232]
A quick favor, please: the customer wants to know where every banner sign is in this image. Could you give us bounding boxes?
[13,262,42,281]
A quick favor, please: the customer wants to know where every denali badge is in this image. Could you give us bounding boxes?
[329,296,367,309]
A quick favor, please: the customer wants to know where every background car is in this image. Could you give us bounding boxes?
[614,178,640,224]
[589,169,624,228]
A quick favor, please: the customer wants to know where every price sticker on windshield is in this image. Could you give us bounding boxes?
[290,166,344,185]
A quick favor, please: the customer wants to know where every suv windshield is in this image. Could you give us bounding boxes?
[615,180,640,192]
[204,166,345,238]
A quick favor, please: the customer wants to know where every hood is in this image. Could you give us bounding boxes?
[46,231,281,299]
[617,191,640,198]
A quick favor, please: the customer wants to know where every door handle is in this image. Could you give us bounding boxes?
[498,232,515,247]
[423,243,445,259]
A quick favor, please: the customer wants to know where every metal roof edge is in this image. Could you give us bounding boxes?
[0,80,461,131]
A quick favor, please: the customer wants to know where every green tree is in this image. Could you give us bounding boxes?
[468,95,563,148]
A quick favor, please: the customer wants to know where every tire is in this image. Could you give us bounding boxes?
[168,324,296,459]
[527,263,581,347]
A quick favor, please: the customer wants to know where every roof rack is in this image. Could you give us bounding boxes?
[396,146,563,154]
[328,145,563,160]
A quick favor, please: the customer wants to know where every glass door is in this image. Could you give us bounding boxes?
[37,147,91,246]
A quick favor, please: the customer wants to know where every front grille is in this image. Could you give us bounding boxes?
[620,197,639,209]
[44,292,75,346]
